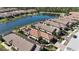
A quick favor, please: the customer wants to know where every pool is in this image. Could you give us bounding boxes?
[0,15,56,34]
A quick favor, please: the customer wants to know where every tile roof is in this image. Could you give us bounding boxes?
[59,16,77,23]
[34,23,56,33]
[40,31,53,41]
[53,18,74,25]
[0,9,36,18]
[68,12,79,21]
[44,20,66,28]
[53,19,68,25]
[30,28,40,38]
[3,33,34,51]
[30,28,53,41]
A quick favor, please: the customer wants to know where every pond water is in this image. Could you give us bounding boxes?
[0,15,56,34]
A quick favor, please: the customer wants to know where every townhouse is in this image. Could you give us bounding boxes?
[3,33,41,51]
[34,23,57,35]
[29,28,57,43]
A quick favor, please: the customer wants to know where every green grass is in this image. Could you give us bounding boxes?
[0,18,8,23]
[0,15,26,24]
[0,44,5,48]
[45,45,58,51]
[12,16,23,21]
[0,41,7,51]
[0,13,37,24]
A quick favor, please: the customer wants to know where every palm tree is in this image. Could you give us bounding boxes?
[38,36,43,43]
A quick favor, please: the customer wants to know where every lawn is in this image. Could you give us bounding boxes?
[0,15,26,24]
[12,16,23,21]
[45,45,58,51]
[0,41,7,51]
[0,18,8,23]
[40,45,58,51]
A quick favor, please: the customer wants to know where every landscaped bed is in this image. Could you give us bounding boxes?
[41,45,58,51]
[45,45,58,51]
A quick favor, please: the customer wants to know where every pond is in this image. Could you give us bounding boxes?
[0,15,56,34]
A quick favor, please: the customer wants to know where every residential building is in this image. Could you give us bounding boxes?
[44,20,66,28]
[34,23,57,34]
[29,28,54,42]
[3,33,40,51]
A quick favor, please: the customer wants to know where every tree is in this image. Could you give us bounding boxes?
[18,30,24,34]
[38,36,43,43]
[0,35,5,42]
[36,7,79,13]
[50,37,57,44]
[52,29,57,36]
[40,47,48,51]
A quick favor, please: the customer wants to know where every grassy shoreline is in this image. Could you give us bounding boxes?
[0,12,63,24]
[0,13,38,24]
[0,41,7,51]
